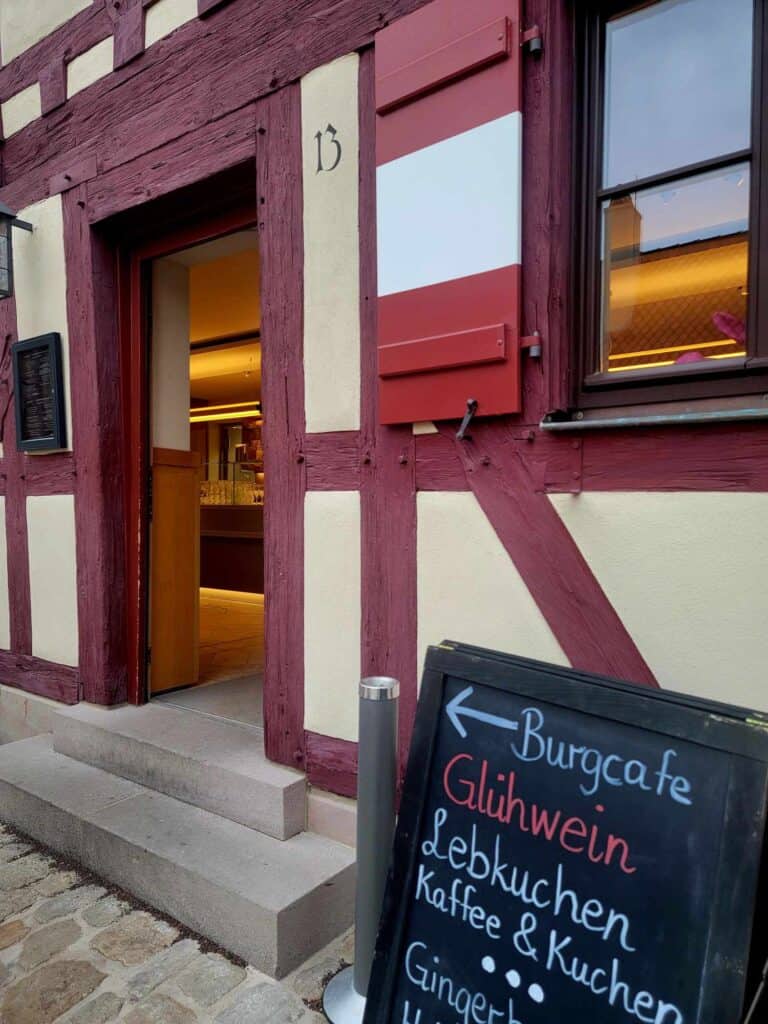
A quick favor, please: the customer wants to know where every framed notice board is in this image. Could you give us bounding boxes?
[12,333,66,452]
[365,642,768,1024]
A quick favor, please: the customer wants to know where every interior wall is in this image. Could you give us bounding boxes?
[189,249,260,342]
[152,260,191,451]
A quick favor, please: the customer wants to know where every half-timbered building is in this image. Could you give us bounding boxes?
[0,0,765,975]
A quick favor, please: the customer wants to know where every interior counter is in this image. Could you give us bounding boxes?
[200,505,264,593]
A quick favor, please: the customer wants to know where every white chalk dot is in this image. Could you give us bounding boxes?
[505,969,521,988]
[481,956,496,974]
[528,983,544,1004]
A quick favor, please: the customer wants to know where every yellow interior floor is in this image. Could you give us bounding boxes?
[154,588,264,728]
[198,587,264,686]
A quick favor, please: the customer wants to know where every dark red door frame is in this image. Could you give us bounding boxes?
[121,205,258,706]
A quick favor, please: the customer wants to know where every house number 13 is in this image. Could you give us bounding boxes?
[315,124,342,173]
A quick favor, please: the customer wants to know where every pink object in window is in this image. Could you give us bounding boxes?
[711,310,746,344]
[675,350,705,364]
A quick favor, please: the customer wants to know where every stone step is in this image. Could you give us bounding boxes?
[53,702,305,840]
[0,736,355,978]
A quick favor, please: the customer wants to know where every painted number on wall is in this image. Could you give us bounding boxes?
[315,124,342,173]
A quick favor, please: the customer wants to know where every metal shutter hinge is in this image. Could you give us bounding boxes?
[521,331,542,358]
[521,26,543,55]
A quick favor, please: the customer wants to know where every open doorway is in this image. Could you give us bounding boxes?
[147,229,264,728]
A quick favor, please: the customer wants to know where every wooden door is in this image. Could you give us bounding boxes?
[150,447,201,694]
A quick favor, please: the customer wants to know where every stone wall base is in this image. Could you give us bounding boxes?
[0,684,61,744]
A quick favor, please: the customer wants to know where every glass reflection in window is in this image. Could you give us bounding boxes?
[603,0,753,188]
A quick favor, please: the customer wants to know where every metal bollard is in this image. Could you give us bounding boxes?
[323,677,400,1024]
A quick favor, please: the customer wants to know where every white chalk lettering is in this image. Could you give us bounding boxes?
[404,941,518,1024]
[546,930,684,1024]
[414,864,501,939]
[510,707,693,805]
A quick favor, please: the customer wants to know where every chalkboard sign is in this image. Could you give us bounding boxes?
[12,333,66,451]
[365,643,768,1024]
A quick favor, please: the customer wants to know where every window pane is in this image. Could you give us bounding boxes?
[604,0,753,188]
[600,164,749,374]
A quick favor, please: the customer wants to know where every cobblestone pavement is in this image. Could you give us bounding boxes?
[0,822,352,1023]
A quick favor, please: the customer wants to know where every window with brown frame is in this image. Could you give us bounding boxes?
[573,0,768,412]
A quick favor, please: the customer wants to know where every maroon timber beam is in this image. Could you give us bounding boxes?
[39,59,66,116]
[23,456,75,495]
[0,652,78,704]
[0,1,431,216]
[0,295,32,658]
[305,731,358,799]
[112,2,145,70]
[444,422,659,687]
[86,105,256,223]
[257,85,306,771]
[304,433,361,491]
[63,187,128,705]
[359,49,418,774]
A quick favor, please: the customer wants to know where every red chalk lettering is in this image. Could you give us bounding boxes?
[605,834,637,875]
[559,816,589,854]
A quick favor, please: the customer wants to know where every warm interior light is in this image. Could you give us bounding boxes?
[190,401,258,413]
[608,242,747,307]
[189,399,261,423]
[200,587,264,604]
[608,338,741,361]
[190,409,261,423]
[607,351,744,372]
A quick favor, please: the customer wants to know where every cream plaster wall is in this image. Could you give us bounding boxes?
[0,0,91,65]
[0,498,9,650]
[301,54,360,433]
[152,259,190,451]
[27,495,79,667]
[551,491,768,710]
[67,36,114,99]
[14,196,72,450]
[145,0,198,48]
[417,492,568,678]
[1,83,41,137]
[304,490,361,741]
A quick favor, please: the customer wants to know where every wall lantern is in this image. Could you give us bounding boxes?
[0,202,33,300]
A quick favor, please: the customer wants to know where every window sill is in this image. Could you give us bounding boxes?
[541,396,768,431]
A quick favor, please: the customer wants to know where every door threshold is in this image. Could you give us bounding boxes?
[152,696,265,735]
[152,674,264,732]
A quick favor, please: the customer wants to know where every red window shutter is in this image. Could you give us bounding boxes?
[375,0,523,425]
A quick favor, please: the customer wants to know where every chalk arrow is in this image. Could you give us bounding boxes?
[446,686,519,739]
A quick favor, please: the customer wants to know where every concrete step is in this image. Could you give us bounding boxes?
[53,702,305,840]
[0,736,355,978]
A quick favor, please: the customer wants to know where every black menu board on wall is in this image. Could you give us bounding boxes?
[12,333,66,451]
[364,643,768,1024]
